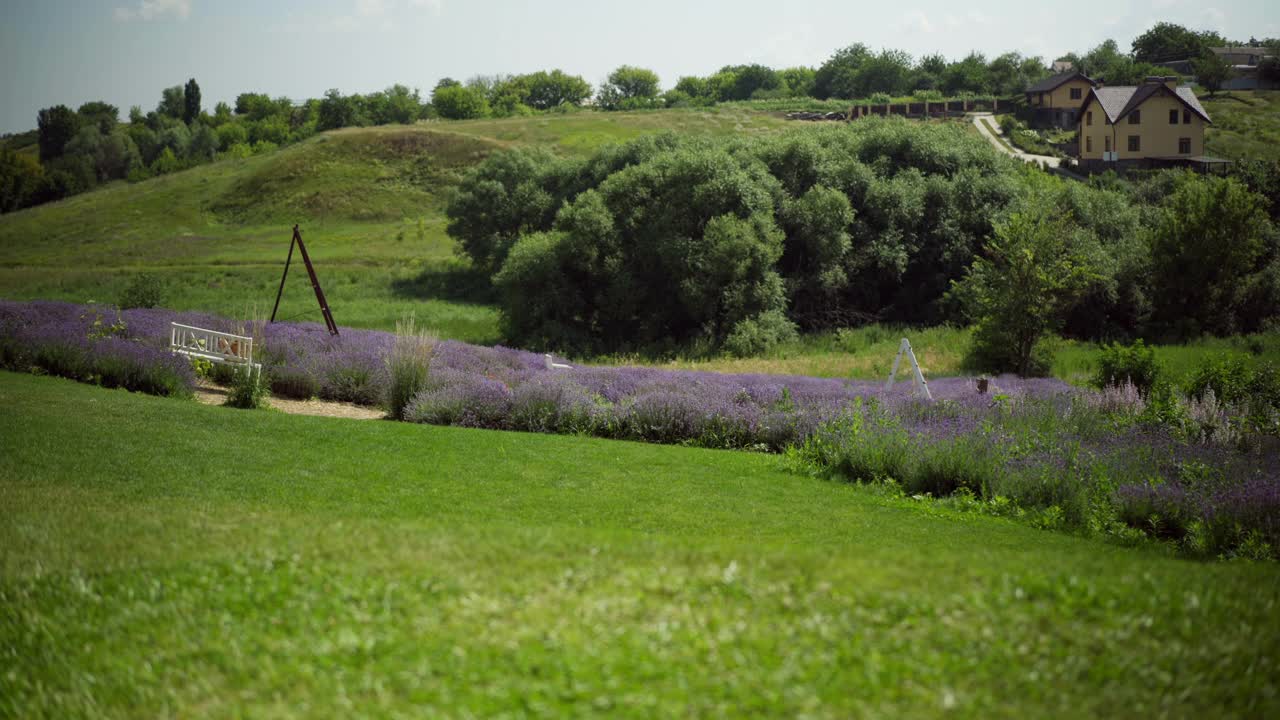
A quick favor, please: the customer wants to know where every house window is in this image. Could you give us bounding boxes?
[1128,110,1141,124]
[1086,111,1092,126]
[1128,135,1141,152]
[1169,109,1179,124]
[1179,137,1192,154]
[1183,110,1191,124]
[1070,87,1082,100]
[1086,136,1093,152]
[1105,136,1111,153]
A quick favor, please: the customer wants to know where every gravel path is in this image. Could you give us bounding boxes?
[194,382,385,420]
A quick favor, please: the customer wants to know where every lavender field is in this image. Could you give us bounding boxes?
[2,299,1277,558]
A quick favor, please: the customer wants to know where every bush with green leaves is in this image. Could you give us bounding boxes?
[118,273,165,310]
[1092,340,1161,393]
[224,365,268,409]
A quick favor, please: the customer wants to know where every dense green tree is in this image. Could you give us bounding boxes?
[1147,174,1273,337]
[495,145,791,354]
[128,105,145,125]
[942,53,990,95]
[596,66,661,109]
[523,70,592,109]
[445,147,575,274]
[369,84,423,124]
[316,89,365,130]
[158,85,185,119]
[188,123,218,161]
[778,67,817,97]
[1131,22,1224,63]
[77,101,119,135]
[988,52,1045,95]
[813,43,870,99]
[212,101,233,126]
[715,64,781,101]
[954,197,1098,376]
[431,84,490,119]
[856,50,913,97]
[1193,53,1233,95]
[36,105,80,162]
[0,149,44,213]
[151,147,180,175]
[215,122,248,150]
[183,78,202,124]
[156,123,191,159]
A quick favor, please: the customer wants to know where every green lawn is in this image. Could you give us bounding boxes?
[2,371,1278,717]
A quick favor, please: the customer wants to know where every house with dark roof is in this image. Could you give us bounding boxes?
[1076,76,1221,173]
[1024,71,1097,129]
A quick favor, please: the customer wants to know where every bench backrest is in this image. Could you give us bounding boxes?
[170,322,254,364]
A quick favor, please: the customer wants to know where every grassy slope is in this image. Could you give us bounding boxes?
[1202,90,1280,161]
[2,371,1278,717]
[0,109,787,343]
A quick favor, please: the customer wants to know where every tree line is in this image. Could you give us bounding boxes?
[3,20,1277,214]
[445,119,1279,369]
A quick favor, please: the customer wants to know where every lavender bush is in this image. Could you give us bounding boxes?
[2,300,1276,558]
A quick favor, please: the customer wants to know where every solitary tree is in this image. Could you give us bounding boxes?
[183,78,202,124]
[596,66,660,109]
[1131,22,1223,64]
[1193,53,1233,95]
[954,202,1096,376]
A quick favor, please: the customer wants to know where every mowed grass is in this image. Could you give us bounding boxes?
[1202,90,1280,161]
[2,371,1279,717]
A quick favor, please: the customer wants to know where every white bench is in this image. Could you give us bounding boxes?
[544,353,572,370]
[170,322,262,378]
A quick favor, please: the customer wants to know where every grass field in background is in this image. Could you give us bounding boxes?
[2,371,1277,717]
[1202,90,1280,162]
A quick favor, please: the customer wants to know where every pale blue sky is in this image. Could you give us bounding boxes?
[1,0,1274,133]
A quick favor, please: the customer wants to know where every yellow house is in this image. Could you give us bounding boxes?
[1076,77,1215,173]
[1024,71,1096,128]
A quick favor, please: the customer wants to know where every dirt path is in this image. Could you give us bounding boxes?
[970,112,1062,168]
[194,382,385,420]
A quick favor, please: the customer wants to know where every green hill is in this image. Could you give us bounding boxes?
[0,107,787,339]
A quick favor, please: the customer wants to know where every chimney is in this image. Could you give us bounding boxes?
[1164,76,1178,89]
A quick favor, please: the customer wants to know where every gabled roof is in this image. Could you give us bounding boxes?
[1079,83,1211,125]
[1025,70,1095,94]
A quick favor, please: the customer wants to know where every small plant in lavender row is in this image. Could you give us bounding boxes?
[224,365,268,409]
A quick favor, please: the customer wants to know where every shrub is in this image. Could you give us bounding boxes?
[1093,339,1161,393]
[386,317,437,419]
[723,310,799,357]
[224,365,268,409]
[118,273,165,310]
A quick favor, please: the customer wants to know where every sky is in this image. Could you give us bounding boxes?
[0,0,1275,133]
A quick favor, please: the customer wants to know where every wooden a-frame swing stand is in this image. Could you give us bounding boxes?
[270,225,339,336]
